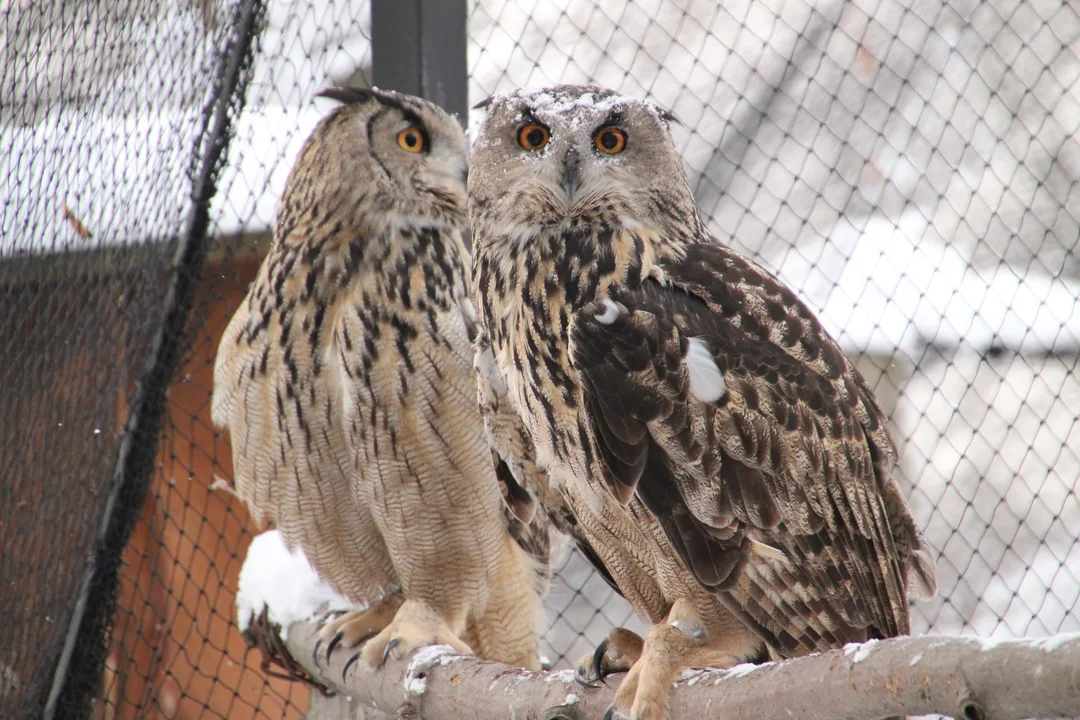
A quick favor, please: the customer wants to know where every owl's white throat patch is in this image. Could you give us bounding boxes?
[686,337,727,403]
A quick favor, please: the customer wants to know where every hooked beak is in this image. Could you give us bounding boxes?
[562,147,581,202]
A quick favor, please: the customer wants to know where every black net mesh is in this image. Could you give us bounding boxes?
[1,0,263,717]
[3,0,1077,717]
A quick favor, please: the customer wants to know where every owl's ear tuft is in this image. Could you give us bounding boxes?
[652,104,681,126]
[317,87,381,106]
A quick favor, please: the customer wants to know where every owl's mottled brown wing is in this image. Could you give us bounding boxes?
[569,240,935,657]
[212,244,395,602]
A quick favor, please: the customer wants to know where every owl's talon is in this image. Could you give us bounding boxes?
[343,651,362,680]
[326,631,345,662]
[380,637,401,667]
[358,599,473,669]
[592,637,611,684]
[311,638,323,668]
[317,594,404,665]
[573,668,600,689]
[575,627,643,686]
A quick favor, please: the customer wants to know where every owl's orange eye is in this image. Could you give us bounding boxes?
[517,124,550,151]
[397,127,426,153]
[594,128,627,154]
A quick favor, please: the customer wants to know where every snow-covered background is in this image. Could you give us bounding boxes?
[3,0,1077,691]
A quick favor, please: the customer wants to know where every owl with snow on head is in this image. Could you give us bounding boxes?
[468,84,936,720]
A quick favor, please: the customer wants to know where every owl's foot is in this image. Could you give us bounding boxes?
[347,599,472,672]
[604,600,740,720]
[315,593,404,666]
[245,605,333,695]
[574,627,644,687]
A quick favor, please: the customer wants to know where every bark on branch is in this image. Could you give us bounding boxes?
[284,621,1080,720]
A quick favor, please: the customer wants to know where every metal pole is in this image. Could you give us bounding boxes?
[371,0,468,121]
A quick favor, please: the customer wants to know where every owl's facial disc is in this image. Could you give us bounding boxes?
[469,85,687,232]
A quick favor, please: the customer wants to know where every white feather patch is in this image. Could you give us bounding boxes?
[460,297,479,324]
[749,539,787,562]
[594,299,623,325]
[686,337,727,403]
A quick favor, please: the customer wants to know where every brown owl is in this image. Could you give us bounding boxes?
[468,84,936,719]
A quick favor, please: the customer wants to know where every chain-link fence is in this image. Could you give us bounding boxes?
[3,0,1077,717]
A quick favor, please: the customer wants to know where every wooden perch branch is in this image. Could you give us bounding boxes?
[284,621,1080,720]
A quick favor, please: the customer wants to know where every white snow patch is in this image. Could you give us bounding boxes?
[680,668,705,684]
[722,662,762,678]
[1036,634,1077,653]
[236,529,353,638]
[909,653,923,667]
[594,298,623,325]
[977,636,1011,651]
[564,693,580,705]
[976,633,1079,653]
[686,337,727,403]
[480,87,668,135]
[843,639,879,663]
[406,644,462,674]
[403,644,462,696]
[544,669,578,683]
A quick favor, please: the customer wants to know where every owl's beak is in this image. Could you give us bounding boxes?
[562,147,581,202]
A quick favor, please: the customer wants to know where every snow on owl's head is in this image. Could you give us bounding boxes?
[468,84,698,241]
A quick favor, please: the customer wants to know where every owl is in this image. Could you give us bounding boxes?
[212,87,552,674]
[468,85,937,719]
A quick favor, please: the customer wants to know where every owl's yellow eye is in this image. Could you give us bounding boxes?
[517,124,550,151]
[397,127,425,153]
[594,128,627,154]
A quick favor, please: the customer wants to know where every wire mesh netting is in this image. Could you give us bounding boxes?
[2,0,1077,717]
[1,0,264,717]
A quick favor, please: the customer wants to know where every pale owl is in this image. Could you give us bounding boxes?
[213,88,554,674]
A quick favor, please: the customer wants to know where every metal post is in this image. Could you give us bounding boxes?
[371,0,468,121]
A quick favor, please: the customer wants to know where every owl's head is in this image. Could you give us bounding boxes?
[468,85,698,240]
[282,87,469,232]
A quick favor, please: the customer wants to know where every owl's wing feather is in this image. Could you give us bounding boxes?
[212,249,394,602]
[569,240,935,656]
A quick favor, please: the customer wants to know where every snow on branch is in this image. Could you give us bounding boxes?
[281,623,1080,720]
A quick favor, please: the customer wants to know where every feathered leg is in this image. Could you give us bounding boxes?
[605,599,745,720]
